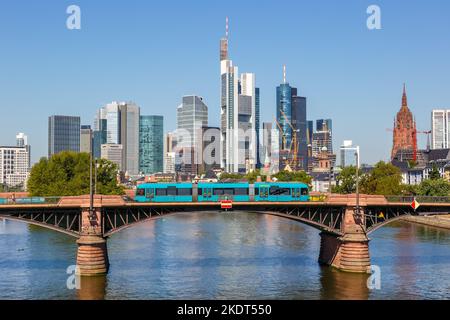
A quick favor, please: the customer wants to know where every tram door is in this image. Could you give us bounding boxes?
[146,188,154,201]
[259,186,269,200]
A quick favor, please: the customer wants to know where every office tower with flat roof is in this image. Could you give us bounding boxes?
[431,109,450,149]
[177,95,208,148]
[200,126,221,173]
[80,125,92,154]
[139,115,164,174]
[163,132,176,174]
[97,102,140,175]
[101,144,123,171]
[16,133,31,169]
[48,115,80,158]
[0,143,30,188]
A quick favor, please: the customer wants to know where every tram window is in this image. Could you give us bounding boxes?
[223,188,234,195]
[301,188,309,195]
[137,189,145,196]
[177,188,192,196]
[234,188,249,195]
[156,189,167,196]
[198,188,203,195]
[167,187,177,196]
[270,187,291,196]
[214,189,224,195]
[254,188,259,195]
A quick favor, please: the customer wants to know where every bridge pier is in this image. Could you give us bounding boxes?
[76,208,109,276]
[319,206,371,273]
[76,235,109,276]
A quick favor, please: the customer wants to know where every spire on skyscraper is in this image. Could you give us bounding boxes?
[283,65,286,84]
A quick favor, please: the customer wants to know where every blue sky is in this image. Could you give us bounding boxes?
[1,0,450,164]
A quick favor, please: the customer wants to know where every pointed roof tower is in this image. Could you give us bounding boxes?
[402,83,408,110]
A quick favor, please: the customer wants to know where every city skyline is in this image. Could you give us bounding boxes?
[1,1,450,164]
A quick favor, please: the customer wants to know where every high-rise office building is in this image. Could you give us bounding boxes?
[340,140,357,168]
[80,125,92,154]
[101,144,123,171]
[200,126,221,173]
[220,19,258,173]
[96,102,140,175]
[431,109,450,150]
[316,119,333,153]
[48,115,80,158]
[177,96,208,148]
[163,132,176,174]
[176,96,208,175]
[139,115,164,174]
[0,145,30,188]
[262,122,273,164]
[276,66,308,171]
[16,133,31,169]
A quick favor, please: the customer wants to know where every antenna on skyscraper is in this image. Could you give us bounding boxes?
[226,17,229,39]
[283,65,286,84]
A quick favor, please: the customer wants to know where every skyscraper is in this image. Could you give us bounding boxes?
[431,109,450,150]
[391,85,417,160]
[177,96,208,148]
[48,115,80,157]
[0,146,30,188]
[16,133,31,169]
[276,66,308,171]
[139,115,164,174]
[97,102,140,175]
[80,125,93,154]
[101,144,123,171]
[220,18,258,173]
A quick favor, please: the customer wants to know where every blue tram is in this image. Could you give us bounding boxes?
[135,182,310,203]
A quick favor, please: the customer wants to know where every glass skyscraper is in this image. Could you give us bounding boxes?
[139,116,164,174]
[48,115,80,158]
[276,68,308,171]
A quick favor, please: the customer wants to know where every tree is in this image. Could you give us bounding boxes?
[27,151,124,196]
[271,170,312,186]
[416,178,450,197]
[360,161,403,195]
[428,164,441,180]
[245,170,267,184]
[333,166,361,194]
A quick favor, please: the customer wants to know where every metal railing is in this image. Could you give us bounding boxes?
[0,197,61,206]
[385,196,450,204]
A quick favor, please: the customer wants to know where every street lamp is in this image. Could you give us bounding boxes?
[340,144,361,217]
[89,129,96,222]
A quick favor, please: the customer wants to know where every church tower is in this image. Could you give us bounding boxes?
[391,84,417,160]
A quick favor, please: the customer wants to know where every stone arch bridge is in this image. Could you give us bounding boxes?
[0,194,448,276]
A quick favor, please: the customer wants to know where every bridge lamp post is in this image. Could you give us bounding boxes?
[340,144,361,216]
[89,129,96,222]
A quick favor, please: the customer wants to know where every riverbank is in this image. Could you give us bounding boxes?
[402,215,450,230]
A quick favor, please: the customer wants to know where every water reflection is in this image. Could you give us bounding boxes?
[1,212,450,299]
[77,276,107,300]
[319,267,370,300]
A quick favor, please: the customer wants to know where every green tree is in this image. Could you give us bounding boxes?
[428,164,441,180]
[360,161,403,195]
[333,166,361,194]
[245,170,267,184]
[27,151,124,196]
[271,170,312,186]
[416,178,450,196]
[219,172,245,181]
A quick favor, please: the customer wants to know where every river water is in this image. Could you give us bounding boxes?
[0,211,449,300]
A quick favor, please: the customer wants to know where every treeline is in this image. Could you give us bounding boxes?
[27,151,124,197]
[334,161,450,196]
